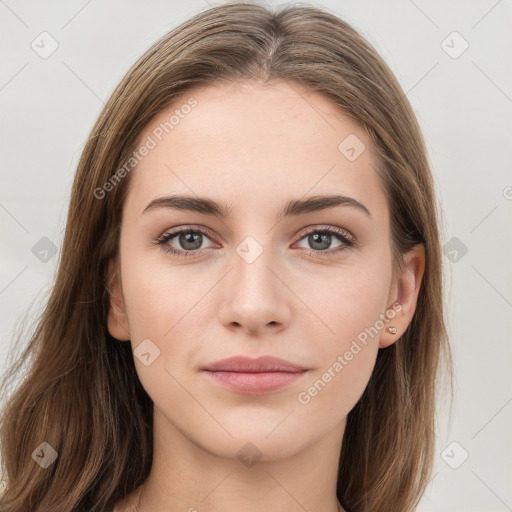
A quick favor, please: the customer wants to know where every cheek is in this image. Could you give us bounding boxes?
[294,269,388,417]
[120,227,391,380]
[296,344,377,425]
[294,257,391,413]
[119,249,214,366]
[119,228,203,326]
[298,256,392,345]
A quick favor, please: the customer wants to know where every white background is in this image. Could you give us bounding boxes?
[1,1,511,510]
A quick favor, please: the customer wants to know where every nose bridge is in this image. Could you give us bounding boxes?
[233,233,279,306]
[218,233,290,333]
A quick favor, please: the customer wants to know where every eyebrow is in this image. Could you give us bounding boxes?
[142,194,371,219]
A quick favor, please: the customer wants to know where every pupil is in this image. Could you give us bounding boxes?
[310,233,330,250]
[181,232,202,250]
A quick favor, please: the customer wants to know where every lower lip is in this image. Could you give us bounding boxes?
[203,370,307,394]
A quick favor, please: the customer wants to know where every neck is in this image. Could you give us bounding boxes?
[124,406,347,512]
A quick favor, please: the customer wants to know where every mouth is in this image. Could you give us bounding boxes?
[201,355,309,394]
[201,355,308,373]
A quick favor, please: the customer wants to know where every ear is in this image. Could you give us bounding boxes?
[106,259,131,341]
[379,243,425,349]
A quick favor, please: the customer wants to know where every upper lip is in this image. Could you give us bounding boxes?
[201,356,308,373]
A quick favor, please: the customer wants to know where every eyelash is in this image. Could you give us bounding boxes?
[154,225,356,259]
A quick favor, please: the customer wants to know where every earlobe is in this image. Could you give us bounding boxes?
[379,244,425,349]
[106,259,131,341]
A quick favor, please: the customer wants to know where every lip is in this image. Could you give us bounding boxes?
[201,355,308,373]
[201,356,309,395]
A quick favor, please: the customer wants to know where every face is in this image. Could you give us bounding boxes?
[107,79,422,461]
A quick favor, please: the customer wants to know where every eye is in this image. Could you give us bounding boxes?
[155,225,356,259]
[294,226,356,257]
[155,226,217,258]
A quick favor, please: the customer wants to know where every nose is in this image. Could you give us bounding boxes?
[217,246,291,336]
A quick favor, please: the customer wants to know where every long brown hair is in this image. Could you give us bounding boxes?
[0,2,452,511]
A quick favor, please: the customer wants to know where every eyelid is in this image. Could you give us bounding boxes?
[155,225,219,249]
[295,224,355,244]
[155,223,357,258]
[157,224,217,241]
[157,224,355,242]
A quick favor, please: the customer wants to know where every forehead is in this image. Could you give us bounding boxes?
[124,80,387,222]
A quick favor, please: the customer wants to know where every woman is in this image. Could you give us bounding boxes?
[0,2,452,511]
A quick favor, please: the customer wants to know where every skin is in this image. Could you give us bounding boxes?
[107,79,425,512]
